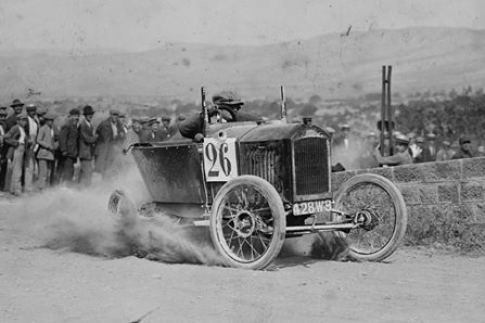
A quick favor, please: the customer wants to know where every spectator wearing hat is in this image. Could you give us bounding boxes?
[24,104,40,193]
[0,107,8,191]
[452,137,473,159]
[59,108,80,184]
[5,99,25,132]
[138,116,152,142]
[3,113,29,196]
[436,140,454,161]
[123,117,141,154]
[373,134,413,167]
[78,105,98,187]
[36,112,57,190]
[147,118,168,142]
[419,132,437,163]
[94,109,124,179]
[161,116,178,140]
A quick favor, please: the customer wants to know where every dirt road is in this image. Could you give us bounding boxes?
[1,185,484,323]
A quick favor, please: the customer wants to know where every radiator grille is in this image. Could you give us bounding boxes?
[294,137,329,195]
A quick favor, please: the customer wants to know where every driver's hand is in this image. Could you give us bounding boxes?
[207,105,217,117]
[194,133,204,143]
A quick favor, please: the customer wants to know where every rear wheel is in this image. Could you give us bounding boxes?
[333,173,407,261]
[210,175,286,270]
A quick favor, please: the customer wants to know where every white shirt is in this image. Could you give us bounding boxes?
[18,125,26,144]
[27,116,38,140]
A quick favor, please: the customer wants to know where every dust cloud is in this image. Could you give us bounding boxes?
[1,165,225,267]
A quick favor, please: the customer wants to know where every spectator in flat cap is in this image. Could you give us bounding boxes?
[147,118,168,142]
[24,104,40,193]
[58,108,80,184]
[78,105,98,187]
[373,133,413,167]
[5,99,25,132]
[94,107,125,179]
[138,116,152,143]
[36,112,58,190]
[3,113,29,196]
[452,137,473,159]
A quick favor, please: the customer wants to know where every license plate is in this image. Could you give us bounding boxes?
[293,200,332,216]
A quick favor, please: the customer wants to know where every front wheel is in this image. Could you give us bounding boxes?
[333,173,407,261]
[210,175,286,270]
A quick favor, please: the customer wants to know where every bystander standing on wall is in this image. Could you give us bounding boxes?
[4,113,28,196]
[452,137,473,159]
[78,105,98,187]
[35,112,57,191]
[59,108,80,184]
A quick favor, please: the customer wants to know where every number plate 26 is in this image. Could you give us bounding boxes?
[203,138,238,182]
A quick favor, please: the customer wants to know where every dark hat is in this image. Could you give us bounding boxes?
[17,112,28,120]
[212,93,244,107]
[459,137,471,145]
[119,113,126,118]
[69,108,80,116]
[83,105,95,116]
[395,134,409,145]
[10,99,24,107]
[26,104,37,112]
[162,116,171,121]
[377,120,395,132]
[43,112,57,120]
[109,109,120,116]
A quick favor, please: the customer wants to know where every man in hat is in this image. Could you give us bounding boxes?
[0,107,8,191]
[24,104,40,192]
[35,112,57,190]
[147,117,168,142]
[138,116,152,143]
[3,112,29,196]
[94,109,124,179]
[452,137,473,159]
[373,133,413,166]
[5,99,25,132]
[59,108,80,184]
[420,132,437,163]
[78,105,98,187]
[123,117,141,154]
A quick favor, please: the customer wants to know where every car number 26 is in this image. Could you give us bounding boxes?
[203,138,239,182]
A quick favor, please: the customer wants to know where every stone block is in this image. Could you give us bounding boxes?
[418,184,438,205]
[434,160,462,181]
[394,164,433,183]
[331,169,357,192]
[398,184,421,205]
[471,203,485,223]
[437,183,459,204]
[460,181,485,202]
[462,157,485,179]
[366,167,394,181]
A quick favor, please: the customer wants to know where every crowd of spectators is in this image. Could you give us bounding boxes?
[0,98,180,198]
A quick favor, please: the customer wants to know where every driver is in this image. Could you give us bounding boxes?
[178,93,260,142]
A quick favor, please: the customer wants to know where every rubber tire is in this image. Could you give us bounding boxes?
[210,175,286,270]
[333,173,408,261]
[107,189,136,221]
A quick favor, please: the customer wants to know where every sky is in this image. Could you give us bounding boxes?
[0,0,483,53]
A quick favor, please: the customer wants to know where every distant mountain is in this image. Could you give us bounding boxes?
[0,27,484,102]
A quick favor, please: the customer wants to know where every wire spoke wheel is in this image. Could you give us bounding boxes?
[210,176,285,270]
[334,174,407,261]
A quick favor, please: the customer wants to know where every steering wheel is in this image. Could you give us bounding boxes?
[212,105,237,123]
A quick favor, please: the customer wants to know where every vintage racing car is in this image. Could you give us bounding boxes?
[109,88,408,270]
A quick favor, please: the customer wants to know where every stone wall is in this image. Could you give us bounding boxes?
[331,157,485,252]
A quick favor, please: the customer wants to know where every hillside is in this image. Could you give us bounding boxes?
[0,27,484,101]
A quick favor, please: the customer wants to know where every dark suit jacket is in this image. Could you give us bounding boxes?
[78,119,97,160]
[59,121,79,158]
